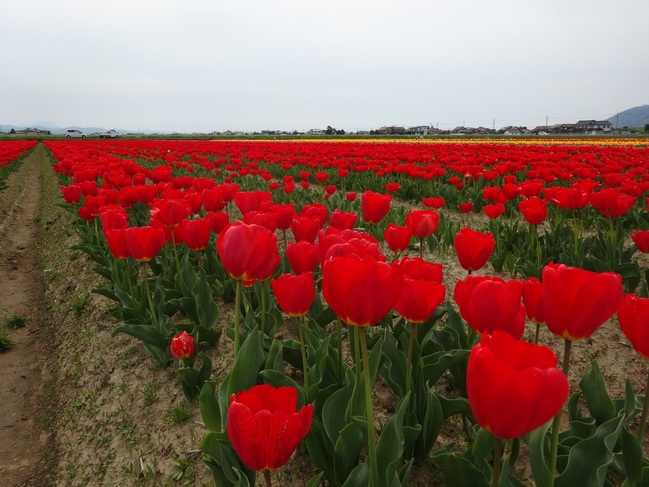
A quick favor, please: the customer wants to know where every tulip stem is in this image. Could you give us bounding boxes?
[359,327,379,487]
[263,469,272,487]
[419,237,424,259]
[549,339,572,478]
[234,280,242,358]
[170,228,185,291]
[637,368,649,441]
[406,321,415,399]
[260,280,267,337]
[492,437,502,487]
[534,323,540,345]
[336,318,343,381]
[296,316,310,394]
[142,263,158,328]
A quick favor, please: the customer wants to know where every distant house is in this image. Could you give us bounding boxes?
[574,120,613,133]
[500,126,529,135]
[531,125,552,134]
[10,127,51,135]
[407,126,430,136]
[376,126,406,135]
[307,129,325,136]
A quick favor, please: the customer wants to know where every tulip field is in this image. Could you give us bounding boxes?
[3,136,649,486]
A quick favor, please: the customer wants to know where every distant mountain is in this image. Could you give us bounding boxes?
[607,105,649,128]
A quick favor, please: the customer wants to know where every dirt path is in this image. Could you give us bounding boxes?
[0,144,51,486]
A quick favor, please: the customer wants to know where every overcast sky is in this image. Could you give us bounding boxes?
[2,0,648,132]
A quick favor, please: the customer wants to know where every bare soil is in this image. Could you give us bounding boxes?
[0,142,646,486]
[0,144,53,486]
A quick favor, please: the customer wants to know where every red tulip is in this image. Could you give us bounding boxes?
[393,259,446,323]
[544,186,589,210]
[126,226,167,262]
[323,254,402,327]
[522,277,545,325]
[104,229,130,260]
[345,192,357,202]
[60,184,82,204]
[170,331,194,359]
[202,187,227,212]
[151,198,192,228]
[483,202,505,219]
[227,384,313,472]
[217,222,280,286]
[518,197,548,225]
[632,230,649,253]
[590,189,636,219]
[467,330,569,439]
[206,211,230,234]
[272,203,297,231]
[300,203,328,229]
[405,209,440,239]
[271,273,315,317]
[383,224,412,253]
[99,205,129,232]
[423,197,445,209]
[386,182,400,193]
[329,209,358,230]
[453,228,495,272]
[458,202,473,213]
[542,263,623,341]
[286,240,319,274]
[290,215,321,243]
[618,294,649,358]
[315,171,329,183]
[394,257,443,283]
[243,211,278,233]
[179,218,211,251]
[234,190,272,215]
[453,275,526,339]
[361,190,392,225]
[318,227,384,263]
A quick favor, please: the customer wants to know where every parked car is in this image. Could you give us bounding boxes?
[65,129,86,139]
[99,129,120,139]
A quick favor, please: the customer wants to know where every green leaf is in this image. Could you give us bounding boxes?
[306,419,335,483]
[421,348,470,386]
[438,395,471,419]
[200,431,255,487]
[620,424,643,482]
[334,422,365,486]
[555,415,624,487]
[305,472,325,487]
[226,328,264,398]
[323,380,355,443]
[579,361,616,425]
[431,449,490,487]
[194,267,219,328]
[199,381,223,432]
[381,331,407,398]
[376,394,410,487]
[414,390,443,460]
[264,338,284,373]
[112,323,169,349]
[527,420,553,487]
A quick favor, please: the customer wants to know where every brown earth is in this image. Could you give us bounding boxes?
[0,142,647,486]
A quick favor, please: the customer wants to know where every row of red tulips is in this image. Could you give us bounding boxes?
[0,140,37,189]
[41,138,649,486]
